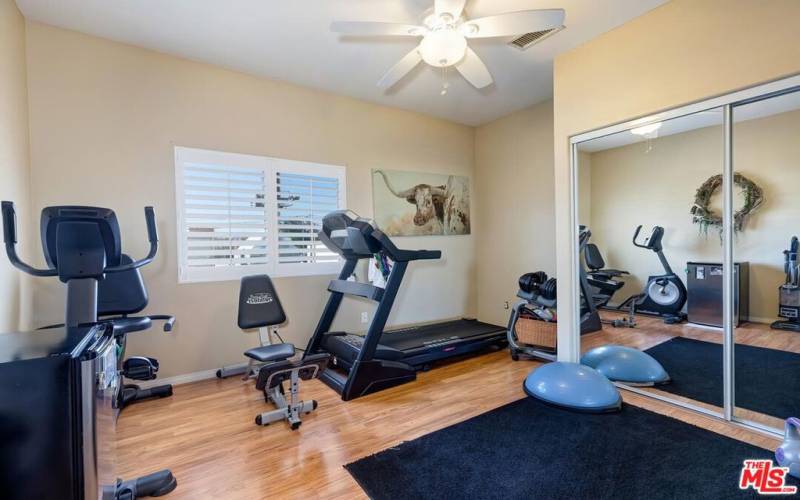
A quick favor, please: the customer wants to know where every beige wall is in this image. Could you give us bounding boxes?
[583,123,724,314]
[0,0,32,332]
[25,22,477,378]
[474,100,555,326]
[554,0,800,360]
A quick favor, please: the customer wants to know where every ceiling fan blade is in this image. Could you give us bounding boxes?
[378,47,423,89]
[461,9,565,38]
[331,21,426,37]
[455,47,492,89]
[435,0,467,19]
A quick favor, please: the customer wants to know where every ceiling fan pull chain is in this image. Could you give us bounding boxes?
[440,66,450,96]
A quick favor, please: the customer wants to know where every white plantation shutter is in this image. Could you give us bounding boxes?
[274,161,345,275]
[175,147,345,283]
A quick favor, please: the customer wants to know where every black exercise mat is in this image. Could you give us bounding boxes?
[645,337,800,419]
[346,397,791,499]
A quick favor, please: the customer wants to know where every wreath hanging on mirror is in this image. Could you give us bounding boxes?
[691,172,763,233]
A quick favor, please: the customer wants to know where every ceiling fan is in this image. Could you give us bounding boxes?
[331,0,565,92]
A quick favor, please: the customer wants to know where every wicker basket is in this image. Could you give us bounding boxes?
[514,313,557,351]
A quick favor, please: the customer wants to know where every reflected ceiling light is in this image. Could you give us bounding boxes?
[631,122,663,136]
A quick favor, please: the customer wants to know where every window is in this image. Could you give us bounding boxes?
[175,147,346,283]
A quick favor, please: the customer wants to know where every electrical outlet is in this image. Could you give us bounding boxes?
[504,301,509,310]
[361,312,369,324]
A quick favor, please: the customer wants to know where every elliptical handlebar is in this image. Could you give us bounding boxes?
[2,201,58,277]
[105,206,159,274]
[579,226,591,247]
[146,314,175,332]
[1,201,158,277]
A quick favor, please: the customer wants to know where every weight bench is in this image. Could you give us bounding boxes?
[253,348,329,429]
[221,275,330,430]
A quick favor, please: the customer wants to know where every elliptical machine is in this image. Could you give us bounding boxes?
[617,225,687,324]
[97,255,176,410]
[41,253,177,410]
[772,236,800,332]
[580,228,636,328]
[1,202,177,499]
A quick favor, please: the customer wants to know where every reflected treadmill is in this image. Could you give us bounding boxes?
[304,211,506,400]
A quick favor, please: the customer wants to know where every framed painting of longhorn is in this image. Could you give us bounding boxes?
[371,169,471,236]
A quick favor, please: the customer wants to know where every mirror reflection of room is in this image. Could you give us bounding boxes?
[732,90,800,431]
[576,108,728,414]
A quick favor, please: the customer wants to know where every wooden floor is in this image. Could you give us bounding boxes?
[116,346,783,499]
[589,311,799,429]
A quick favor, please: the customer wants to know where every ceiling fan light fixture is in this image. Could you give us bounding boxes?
[419,29,467,67]
[332,3,566,91]
[461,23,479,36]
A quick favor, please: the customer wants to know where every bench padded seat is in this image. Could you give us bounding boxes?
[245,343,296,363]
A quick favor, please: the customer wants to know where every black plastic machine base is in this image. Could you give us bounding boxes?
[116,469,177,499]
[772,320,800,332]
[119,383,173,409]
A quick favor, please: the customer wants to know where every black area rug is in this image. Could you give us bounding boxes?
[346,397,792,499]
[645,337,800,418]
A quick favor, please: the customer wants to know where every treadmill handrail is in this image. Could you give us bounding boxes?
[408,249,441,261]
[371,228,442,262]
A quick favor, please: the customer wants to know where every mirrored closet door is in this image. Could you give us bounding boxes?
[571,74,800,435]
[732,89,800,431]
[575,109,725,415]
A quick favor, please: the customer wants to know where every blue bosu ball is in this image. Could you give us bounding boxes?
[581,345,670,386]
[523,362,622,413]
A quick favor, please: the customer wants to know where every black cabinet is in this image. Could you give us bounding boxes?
[0,326,117,500]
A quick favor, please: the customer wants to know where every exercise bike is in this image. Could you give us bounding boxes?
[617,225,687,324]
[772,236,800,332]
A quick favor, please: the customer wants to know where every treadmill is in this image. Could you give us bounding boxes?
[304,211,506,401]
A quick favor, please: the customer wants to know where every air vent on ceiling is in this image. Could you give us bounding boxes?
[509,25,565,50]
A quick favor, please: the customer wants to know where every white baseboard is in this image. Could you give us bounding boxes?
[686,322,723,331]
[134,367,225,389]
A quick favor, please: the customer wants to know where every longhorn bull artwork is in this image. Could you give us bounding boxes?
[372,169,471,236]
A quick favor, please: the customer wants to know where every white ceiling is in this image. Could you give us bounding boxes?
[16,0,667,126]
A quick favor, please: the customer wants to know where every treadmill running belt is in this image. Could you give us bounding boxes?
[378,319,505,352]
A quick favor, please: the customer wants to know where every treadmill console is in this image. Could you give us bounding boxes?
[319,209,442,263]
[319,210,381,257]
